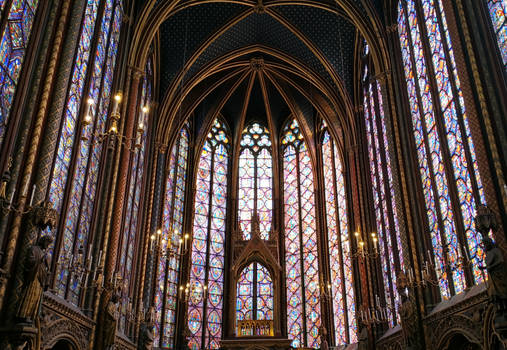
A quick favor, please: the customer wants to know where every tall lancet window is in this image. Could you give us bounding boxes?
[0,0,41,146]
[47,0,123,305]
[487,0,507,68]
[236,262,274,325]
[398,0,485,298]
[362,44,403,328]
[282,119,321,349]
[238,122,272,239]
[117,60,152,334]
[154,125,190,348]
[320,125,356,344]
[188,118,229,350]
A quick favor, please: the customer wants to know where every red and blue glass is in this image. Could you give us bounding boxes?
[322,130,357,343]
[153,125,189,348]
[238,122,272,239]
[236,262,273,326]
[363,77,403,327]
[398,0,485,298]
[49,0,122,303]
[0,0,40,146]
[282,119,321,349]
[488,0,507,68]
[188,118,228,350]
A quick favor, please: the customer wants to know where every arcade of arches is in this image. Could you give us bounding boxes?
[0,0,506,349]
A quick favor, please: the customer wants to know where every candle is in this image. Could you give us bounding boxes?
[112,93,121,115]
[179,238,183,255]
[29,185,35,206]
[179,285,184,299]
[22,181,29,197]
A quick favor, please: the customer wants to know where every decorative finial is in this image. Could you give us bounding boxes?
[251,211,261,238]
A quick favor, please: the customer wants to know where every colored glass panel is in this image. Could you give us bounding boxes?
[398,0,485,298]
[59,0,116,304]
[48,0,123,304]
[238,123,272,239]
[488,0,507,68]
[282,119,321,349]
[0,0,40,146]
[153,125,189,348]
[423,0,485,284]
[188,118,228,350]
[322,130,357,344]
[235,262,273,326]
[363,77,402,328]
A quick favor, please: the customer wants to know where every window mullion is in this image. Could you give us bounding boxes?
[433,0,483,205]
[202,147,215,350]
[370,83,398,322]
[329,138,349,343]
[413,0,474,289]
[400,0,456,296]
[295,148,308,347]
[59,0,109,301]
[160,136,181,345]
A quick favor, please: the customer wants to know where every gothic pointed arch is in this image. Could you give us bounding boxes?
[187,116,230,350]
[281,117,321,348]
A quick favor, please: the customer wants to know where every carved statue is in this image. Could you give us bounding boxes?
[479,237,507,302]
[140,306,155,350]
[16,235,53,324]
[357,324,368,350]
[397,272,422,350]
[103,292,120,349]
[319,326,329,350]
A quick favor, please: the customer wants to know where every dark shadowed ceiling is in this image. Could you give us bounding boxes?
[145,0,384,143]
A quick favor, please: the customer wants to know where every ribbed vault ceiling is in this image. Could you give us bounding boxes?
[141,0,385,147]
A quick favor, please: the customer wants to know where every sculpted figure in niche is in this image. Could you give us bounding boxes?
[319,326,329,350]
[479,237,507,302]
[103,291,120,349]
[16,235,53,324]
[140,306,155,350]
[397,271,422,350]
[357,323,368,350]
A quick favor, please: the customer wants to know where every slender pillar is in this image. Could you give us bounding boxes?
[104,70,143,283]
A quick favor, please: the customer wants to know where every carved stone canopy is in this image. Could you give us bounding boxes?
[32,201,57,231]
[475,204,497,237]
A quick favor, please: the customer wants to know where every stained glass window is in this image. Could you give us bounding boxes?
[487,0,507,68]
[361,53,403,327]
[47,0,123,304]
[117,59,152,334]
[238,122,272,239]
[321,129,357,344]
[187,118,229,350]
[0,0,41,147]
[154,125,190,348]
[398,0,485,298]
[236,262,273,327]
[282,119,321,349]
